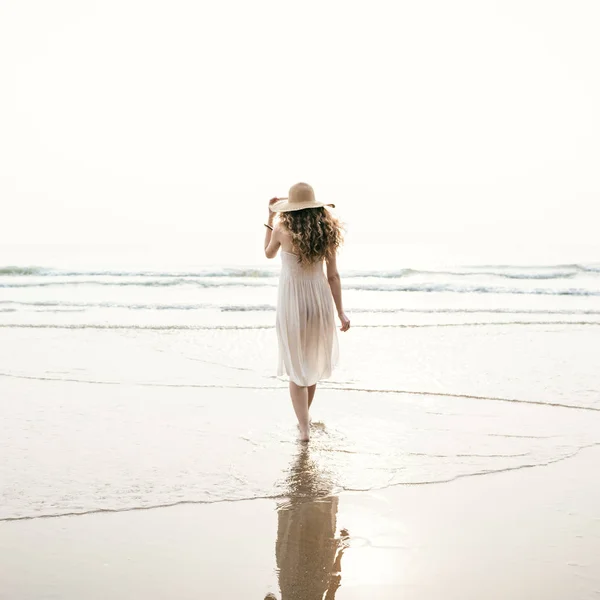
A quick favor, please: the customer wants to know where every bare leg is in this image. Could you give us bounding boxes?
[308,384,317,410]
[289,382,310,441]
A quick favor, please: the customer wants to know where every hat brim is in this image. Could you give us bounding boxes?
[270,199,335,213]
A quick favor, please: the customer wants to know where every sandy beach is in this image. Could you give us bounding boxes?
[1,368,600,599]
[1,420,599,599]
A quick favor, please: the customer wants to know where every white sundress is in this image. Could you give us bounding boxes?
[276,250,339,386]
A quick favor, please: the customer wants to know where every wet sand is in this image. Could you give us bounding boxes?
[2,442,599,599]
[1,321,599,599]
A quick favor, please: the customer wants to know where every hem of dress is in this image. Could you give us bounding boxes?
[277,366,336,388]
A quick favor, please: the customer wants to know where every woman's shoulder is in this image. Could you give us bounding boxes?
[275,222,295,253]
[274,222,291,240]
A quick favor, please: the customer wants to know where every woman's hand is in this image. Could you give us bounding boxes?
[267,197,278,224]
[338,312,350,332]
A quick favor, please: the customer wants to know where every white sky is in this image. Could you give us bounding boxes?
[1,0,599,265]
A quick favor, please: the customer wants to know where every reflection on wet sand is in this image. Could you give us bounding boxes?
[268,445,349,600]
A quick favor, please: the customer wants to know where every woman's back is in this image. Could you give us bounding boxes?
[279,248,325,278]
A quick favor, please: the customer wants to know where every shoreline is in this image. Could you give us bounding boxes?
[2,443,599,600]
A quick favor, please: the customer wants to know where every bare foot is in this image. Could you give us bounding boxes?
[298,426,310,442]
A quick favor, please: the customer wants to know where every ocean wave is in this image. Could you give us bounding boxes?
[0,266,278,278]
[347,266,584,280]
[1,322,599,331]
[0,446,581,522]
[1,278,600,296]
[218,306,600,315]
[0,278,272,288]
[4,300,600,315]
[0,300,219,311]
[0,266,48,275]
[1,262,599,280]
[345,283,600,296]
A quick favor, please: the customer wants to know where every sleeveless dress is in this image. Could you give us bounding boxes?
[276,250,339,386]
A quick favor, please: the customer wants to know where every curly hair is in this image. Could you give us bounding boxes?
[278,207,344,266]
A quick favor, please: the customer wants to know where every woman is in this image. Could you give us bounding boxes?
[264,182,350,442]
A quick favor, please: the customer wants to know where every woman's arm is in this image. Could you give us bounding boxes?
[326,252,350,332]
[264,199,280,259]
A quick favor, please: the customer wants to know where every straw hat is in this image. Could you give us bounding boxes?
[269,182,335,213]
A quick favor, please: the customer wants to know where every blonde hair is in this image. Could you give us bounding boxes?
[278,207,343,265]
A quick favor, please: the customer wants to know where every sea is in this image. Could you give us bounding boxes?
[1,242,599,522]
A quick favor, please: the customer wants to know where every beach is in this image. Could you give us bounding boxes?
[1,373,599,599]
[1,246,599,598]
[2,449,599,600]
